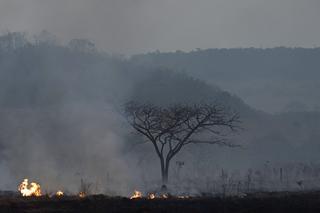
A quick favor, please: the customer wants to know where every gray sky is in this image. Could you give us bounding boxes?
[1,0,320,54]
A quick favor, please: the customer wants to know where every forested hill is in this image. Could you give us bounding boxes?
[0,33,319,175]
[0,32,252,115]
[131,48,320,113]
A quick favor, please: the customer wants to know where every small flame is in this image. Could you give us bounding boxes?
[18,179,42,197]
[130,190,142,199]
[178,195,189,199]
[56,190,64,197]
[161,194,168,199]
[79,192,86,198]
[148,193,155,199]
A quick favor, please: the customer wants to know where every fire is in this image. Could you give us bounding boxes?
[161,194,168,199]
[148,193,155,199]
[130,190,142,199]
[178,195,189,199]
[56,190,64,197]
[79,192,86,198]
[129,190,171,200]
[18,179,42,197]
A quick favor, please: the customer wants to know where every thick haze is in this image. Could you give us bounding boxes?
[1,0,320,54]
[0,0,320,196]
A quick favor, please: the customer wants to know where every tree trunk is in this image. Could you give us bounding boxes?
[160,157,167,185]
[162,172,168,185]
[160,158,170,186]
[162,167,168,185]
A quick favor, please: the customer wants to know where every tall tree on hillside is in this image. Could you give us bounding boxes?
[124,101,241,186]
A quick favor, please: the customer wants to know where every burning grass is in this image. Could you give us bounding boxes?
[55,190,64,197]
[18,179,41,197]
[9,179,320,212]
[1,191,320,213]
[16,178,183,200]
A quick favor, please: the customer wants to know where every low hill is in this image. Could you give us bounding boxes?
[131,48,320,112]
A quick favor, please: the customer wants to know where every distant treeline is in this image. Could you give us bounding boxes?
[131,47,320,112]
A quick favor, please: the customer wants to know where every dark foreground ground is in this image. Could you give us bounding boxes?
[1,191,320,213]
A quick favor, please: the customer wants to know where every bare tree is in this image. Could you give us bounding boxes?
[124,101,240,185]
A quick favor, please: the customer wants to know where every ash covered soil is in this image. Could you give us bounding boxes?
[1,191,320,213]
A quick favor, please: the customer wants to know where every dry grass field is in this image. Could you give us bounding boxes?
[1,191,320,213]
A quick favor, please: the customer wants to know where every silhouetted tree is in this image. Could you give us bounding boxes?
[124,101,240,185]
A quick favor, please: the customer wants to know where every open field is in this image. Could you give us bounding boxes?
[1,191,320,213]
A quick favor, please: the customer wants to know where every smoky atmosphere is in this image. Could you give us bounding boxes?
[0,1,320,213]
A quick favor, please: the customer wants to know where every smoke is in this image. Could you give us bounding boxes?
[0,31,319,196]
[0,103,134,194]
[1,0,320,54]
[0,33,139,195]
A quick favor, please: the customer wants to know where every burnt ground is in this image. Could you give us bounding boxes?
[1,191,320,213]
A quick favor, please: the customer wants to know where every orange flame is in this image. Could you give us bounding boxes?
[148,193,156,199]
[161,194,168,199]
[79,192,86,198]
[56,190,64,197]
[18,179,42,197]
[178,195,189,199]
[130,190,142,199]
